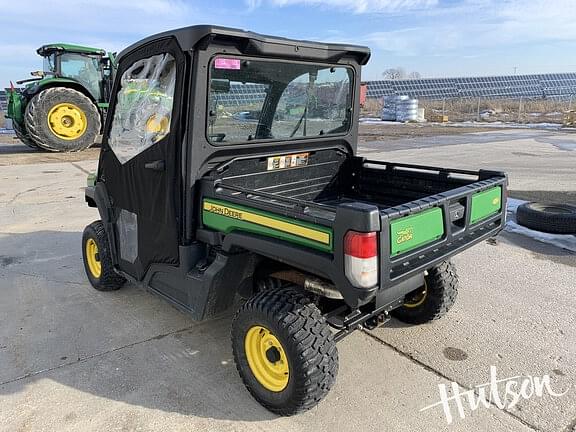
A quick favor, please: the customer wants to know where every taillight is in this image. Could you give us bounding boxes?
[344,231,378,288]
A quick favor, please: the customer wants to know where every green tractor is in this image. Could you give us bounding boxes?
[6,43,116,151]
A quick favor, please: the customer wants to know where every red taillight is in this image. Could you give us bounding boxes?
[344,231,378,288]
[344,231,377,258]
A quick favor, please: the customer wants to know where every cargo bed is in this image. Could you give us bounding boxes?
[202,149,506,225]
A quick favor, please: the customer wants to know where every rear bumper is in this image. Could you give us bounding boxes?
[378,175,507,297]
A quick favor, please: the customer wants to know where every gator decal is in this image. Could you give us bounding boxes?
[390,207,444,257]
[202,199,332,252]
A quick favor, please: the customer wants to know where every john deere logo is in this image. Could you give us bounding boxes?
[396,227,414,244]
[492,197,500,206]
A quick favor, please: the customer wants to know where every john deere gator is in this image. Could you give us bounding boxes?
[81,25,508,415]
[6,43,115,151]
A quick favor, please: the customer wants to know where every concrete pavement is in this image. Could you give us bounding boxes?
[1,129,575,431]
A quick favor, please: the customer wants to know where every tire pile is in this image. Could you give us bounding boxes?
[380,95,419,122]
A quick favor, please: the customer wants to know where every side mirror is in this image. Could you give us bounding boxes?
[210,79,230,93]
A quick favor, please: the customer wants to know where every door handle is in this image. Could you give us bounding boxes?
[144,160,165,172]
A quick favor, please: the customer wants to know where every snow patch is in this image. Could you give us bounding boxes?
[505,198,576,252]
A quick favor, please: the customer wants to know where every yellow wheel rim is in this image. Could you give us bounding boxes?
[404,280,428,308]
[47,102,87,140]
[85,238,101,278]
[145,114,169,134]
[245,325,289,392]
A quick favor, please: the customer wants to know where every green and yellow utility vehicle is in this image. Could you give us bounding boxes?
[6,43,115,151]
[81,26,508,415]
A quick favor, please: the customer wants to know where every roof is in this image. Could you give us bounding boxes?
[37,43,106,56]
[117,25,371,65]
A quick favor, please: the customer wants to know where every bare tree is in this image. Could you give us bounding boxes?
[382,67,422,80]
[382,67,407,80]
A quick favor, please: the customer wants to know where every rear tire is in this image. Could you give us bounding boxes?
[25,87,100,152]
[392,261,458,325]
[82,221,126,291]
[232,286,338,415]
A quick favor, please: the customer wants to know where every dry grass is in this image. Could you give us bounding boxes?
[361,97,573,123]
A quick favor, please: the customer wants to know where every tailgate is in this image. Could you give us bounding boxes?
[376,162,507,287]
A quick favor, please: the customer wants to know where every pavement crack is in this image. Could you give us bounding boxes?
[4,182,62,206]
[69,162,92,175]
[0,323,207,388]
[361,329,542,432]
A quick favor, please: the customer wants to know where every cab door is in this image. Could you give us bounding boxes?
[98,39,185,280]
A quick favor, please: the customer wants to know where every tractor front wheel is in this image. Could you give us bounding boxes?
[25,87,100,152]
[12,119,40,149]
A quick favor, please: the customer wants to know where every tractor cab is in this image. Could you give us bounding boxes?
[33,44,115,101]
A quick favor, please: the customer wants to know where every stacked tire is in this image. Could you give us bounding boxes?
[380,96,397,121]
[396,97,419,122]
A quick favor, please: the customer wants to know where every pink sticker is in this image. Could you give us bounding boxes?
[214,58,241,70]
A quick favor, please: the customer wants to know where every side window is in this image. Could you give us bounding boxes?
[60,53,102,99]
[109,53,176,164]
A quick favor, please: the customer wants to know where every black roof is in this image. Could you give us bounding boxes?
[117,25,371,65]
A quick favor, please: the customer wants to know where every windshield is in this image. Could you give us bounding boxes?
[43,54,55,74]
[59,52,102,99]
[207,57,353,144]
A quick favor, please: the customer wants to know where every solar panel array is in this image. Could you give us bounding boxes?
[211,83,268,106]
[366,73,576,100]
[1,72,575,114]
[211,73,576,105]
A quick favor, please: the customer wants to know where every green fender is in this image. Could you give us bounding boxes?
[24,77,97,101]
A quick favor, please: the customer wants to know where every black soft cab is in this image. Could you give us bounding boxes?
[83,25,507,415]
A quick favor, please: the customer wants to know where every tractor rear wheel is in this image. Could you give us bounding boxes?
[25,87,100,152]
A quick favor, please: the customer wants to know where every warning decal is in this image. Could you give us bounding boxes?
[266,153,309,171]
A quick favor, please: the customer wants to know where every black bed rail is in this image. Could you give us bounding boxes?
[362,159,499,178]
[209,181,338,225]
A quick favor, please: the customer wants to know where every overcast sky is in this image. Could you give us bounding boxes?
[2,0,576,86]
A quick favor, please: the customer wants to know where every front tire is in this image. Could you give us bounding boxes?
[392,261,458,324]
[25,87,100,152]
[232,286,338,415]
[13,120,40,149]
[82,221,126,291]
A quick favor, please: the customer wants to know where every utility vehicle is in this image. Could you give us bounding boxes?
[82,25,507,415]
[6,43,115,151]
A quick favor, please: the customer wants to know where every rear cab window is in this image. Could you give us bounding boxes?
[207,57,353,144]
